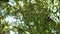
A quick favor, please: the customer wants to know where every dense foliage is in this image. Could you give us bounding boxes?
[0,0,60,34]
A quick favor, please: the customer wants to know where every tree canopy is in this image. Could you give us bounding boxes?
[0,0,60,34]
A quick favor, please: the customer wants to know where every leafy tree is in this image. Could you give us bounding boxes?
[0,0,60,34]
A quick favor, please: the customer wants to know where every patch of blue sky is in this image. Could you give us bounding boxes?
[5,15,16,23]
[4,13,25,26]
[10,30,18,34]
[8,0,16,6]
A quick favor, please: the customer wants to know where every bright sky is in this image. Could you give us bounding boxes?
[5,16,16,23]
[10,30,18,34]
